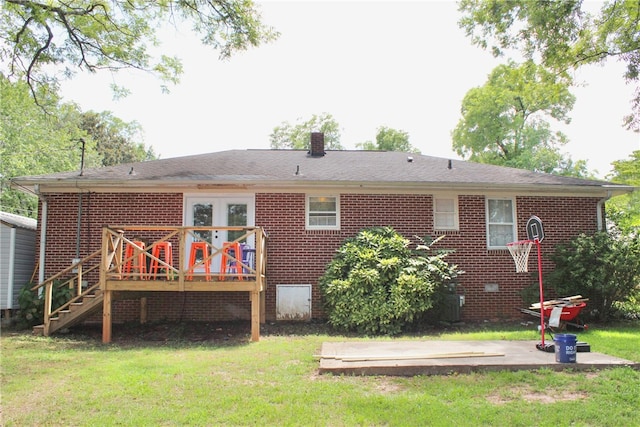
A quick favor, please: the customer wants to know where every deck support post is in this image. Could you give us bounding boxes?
[102,290,112,343]
[250,290,260,341]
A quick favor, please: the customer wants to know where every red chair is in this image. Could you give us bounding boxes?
[148,242,173,280]
[187,241,211,280]
[123,240,146,280]
[219,242,243,280]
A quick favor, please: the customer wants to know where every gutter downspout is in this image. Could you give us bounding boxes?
[76,192,82,258]
[37,186,48,286]
[7,227,16,309]
[597,191,612,232]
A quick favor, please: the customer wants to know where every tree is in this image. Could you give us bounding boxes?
[80,111,155,166]
[606,150,640,233]
[0,76,85,217]
[356,126,420,153]
[458,0,640,132]
[270,113,344,150]
[1,76,156,217]
[452,60,590,176]
[1,1,278,106]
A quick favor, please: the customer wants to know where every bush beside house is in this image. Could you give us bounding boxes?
[320,227,462,335]
[546,231,640,321]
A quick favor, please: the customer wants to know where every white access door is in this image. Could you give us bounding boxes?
[276,285,312,320]
[184,196,255,274]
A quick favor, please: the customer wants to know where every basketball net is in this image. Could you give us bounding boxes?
[507,240,533,272]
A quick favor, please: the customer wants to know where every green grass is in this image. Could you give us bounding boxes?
[2,321,639,426]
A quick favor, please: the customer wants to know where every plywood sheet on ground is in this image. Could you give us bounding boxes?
[318,340,639,376]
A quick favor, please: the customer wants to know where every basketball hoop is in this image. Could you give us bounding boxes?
[507,240,533,273]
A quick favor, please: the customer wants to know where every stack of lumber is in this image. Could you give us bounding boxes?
[529,295,588,310]
[319,352,505,362]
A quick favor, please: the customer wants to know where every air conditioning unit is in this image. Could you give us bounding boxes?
[442,294,464,323]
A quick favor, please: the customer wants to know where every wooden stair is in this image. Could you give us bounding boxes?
[33,290,104,336]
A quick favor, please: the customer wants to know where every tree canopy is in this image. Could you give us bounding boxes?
[606,150,640,233]
[1,76,81,216]
[270,113,344,150]
[356,126,420,153]
[458,0,640,132]
[1,0,278,105]
[452,60,589,176]
[1,76,155,217]
[80,111,155,167]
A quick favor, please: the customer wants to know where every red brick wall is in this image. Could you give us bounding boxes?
[425,195,602,320]
[39,191,603,324]
[40,193,183,276]
[257,193,435,320]
[256,193,602,321]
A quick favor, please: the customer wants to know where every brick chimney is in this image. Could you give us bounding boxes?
[309,132,325,157]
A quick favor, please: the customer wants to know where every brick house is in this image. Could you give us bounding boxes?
[12,134,633,339]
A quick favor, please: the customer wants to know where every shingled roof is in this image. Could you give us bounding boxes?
[0,211,37,230]
[11,149,634,196]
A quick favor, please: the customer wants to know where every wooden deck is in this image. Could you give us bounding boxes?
[33,226,268,343]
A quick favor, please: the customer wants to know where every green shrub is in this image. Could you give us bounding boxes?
[546,232,640,322]
[319,227,462,335]
[16,281,72,329]
[613,295,640,320]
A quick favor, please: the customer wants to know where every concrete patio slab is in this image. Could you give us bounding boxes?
[318,340,639,376]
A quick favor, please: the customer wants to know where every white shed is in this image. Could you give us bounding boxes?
[1,211,37,313]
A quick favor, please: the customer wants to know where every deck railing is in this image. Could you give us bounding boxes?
[101,225,267,290]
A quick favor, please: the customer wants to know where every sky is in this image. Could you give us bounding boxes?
[59,1,639,179]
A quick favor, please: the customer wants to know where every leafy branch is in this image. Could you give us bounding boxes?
[1,0,278,106]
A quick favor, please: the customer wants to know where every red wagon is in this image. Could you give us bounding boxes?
[519,300,588,331]
[542,302,586,322]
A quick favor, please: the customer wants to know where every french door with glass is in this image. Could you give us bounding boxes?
[184,195,255,274]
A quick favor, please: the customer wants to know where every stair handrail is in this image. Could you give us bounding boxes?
[30,249,102,334]
[29,249,102,293]
[48,282,101,319]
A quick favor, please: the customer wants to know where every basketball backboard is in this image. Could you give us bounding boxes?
[526,215,544,242]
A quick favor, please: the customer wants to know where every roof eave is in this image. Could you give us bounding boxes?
[13,177,635,198]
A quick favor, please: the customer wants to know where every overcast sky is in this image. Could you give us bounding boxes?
[59,1,639,178]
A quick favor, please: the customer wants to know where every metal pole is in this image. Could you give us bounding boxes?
[76,138,86,258]
[76,193,82,258]
[536,239,545,347]
[78,138,85,176]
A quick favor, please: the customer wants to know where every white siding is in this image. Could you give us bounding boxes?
[1,222,37,310]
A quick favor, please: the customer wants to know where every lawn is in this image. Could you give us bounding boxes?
[2,320,639,426]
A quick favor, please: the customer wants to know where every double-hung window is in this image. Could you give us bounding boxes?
[486,198,515,248]
[306,195,340,230]
[434,196,459,231]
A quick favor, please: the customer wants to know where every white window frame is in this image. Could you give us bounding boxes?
[485,197,516,249]
[433,196,459,231]
[306,195,340,230]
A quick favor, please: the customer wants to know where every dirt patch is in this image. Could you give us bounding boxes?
[486,385,588,405]
[584,371,600,379]
[371,377,404,394]
[309,371,404,394]
[29,319,337,347]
